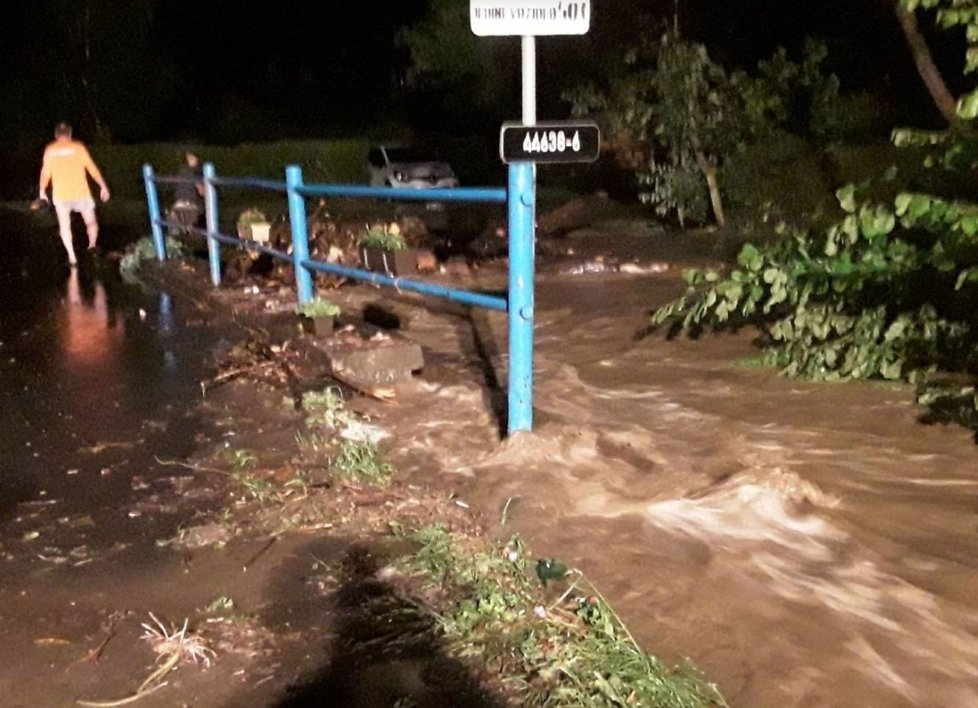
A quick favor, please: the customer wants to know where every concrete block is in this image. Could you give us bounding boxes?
[315,335,423,386]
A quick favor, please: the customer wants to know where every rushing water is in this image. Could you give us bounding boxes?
[340,250,978,707]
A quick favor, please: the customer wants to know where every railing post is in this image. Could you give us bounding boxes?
[142,164,166,261]
[203,162,222,287]
[286,164,314,305]
[507,162,535,434]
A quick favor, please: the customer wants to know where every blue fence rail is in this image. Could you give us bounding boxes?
[142,161,535,435]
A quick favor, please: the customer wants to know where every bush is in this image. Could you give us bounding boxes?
[724,132,833,226]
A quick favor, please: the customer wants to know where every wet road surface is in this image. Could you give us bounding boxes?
[0,233,213,535]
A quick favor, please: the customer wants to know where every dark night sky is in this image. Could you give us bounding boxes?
[0,0,967,151]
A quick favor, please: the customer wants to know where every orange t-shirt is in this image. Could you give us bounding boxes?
[40,139,104,202]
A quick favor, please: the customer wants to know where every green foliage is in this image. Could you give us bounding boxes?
[722,133,832,225]
[398,0,516,127]
[295,298,341,319]
[918,382,978,432]
[221,448,258,472]
[332,440,393,486]
[301,387,355,429]
[398,525,725,707]
[236,208,268,226]
[654,183,978,382]
[653,1,978,432]
[566,32,848,227]
[399,0,485,87]
[119,235,185,278]
[218,448,277,503]
[360,224,409,251]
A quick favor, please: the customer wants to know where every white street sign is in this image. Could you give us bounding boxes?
[470,0,591,37]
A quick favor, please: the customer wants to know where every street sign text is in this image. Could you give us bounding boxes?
[470,0,591,37]
[500,121,600,164]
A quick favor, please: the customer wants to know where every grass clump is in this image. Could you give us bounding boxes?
[218,447,277,503]
[398,525,725,708]
[332,440,393,486]
[302,387,356,430]
[299,388,392,486]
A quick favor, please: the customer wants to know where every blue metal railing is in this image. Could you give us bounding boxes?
[143,160,535,434]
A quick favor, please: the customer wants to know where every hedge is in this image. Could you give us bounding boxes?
[89,139,371,200]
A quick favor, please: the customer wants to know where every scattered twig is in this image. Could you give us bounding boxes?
[500,496,518,526]
[76,680,167,707]
[154,456,232,477]
[550,570,585,610]
[200,361,277,396]
[77,614,122,664]
[242,536,277,572]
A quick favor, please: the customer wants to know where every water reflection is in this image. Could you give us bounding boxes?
[61,266,125,367]
[0,257,208,524]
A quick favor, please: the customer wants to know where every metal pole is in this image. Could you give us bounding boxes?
[203,162,221,286]
[503,35,538,435]
[286,165,314,305]
[521,36,537,125]
[507,162,535,434]
[142,164,166,261]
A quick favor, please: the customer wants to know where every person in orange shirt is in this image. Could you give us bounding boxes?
[38,122,111,266]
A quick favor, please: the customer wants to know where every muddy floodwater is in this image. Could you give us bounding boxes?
[3,211,978,706]
[346,228,978,708]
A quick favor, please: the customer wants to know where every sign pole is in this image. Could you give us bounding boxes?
[506,35,537,434]
[521,36,536,125]
[473,0,593,435]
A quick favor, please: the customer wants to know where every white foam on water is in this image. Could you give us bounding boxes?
[645,471,978,704]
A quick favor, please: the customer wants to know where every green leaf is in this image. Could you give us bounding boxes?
[884,319,906,342]
[956,268,977,290]
[880,360,903,380]
[894,193,913,217]
[960,214,978,236]
[907,195,932,221]
[836,184,857,213]
[737,244,763,272]
[956,89,978,120]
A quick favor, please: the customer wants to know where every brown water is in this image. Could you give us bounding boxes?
[343,250,978,707]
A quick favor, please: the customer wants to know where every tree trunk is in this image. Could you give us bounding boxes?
[695,150,725,229]
[894,3,958,125]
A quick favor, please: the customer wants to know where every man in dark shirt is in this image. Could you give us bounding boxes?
[169,151,204,228]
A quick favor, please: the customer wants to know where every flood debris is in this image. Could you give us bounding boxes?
[77,612,126,665]
[78,440,141,455]
[77,614,214,708]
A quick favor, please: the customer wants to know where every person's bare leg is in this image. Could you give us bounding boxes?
[54,203,78,265]
[82,208,99,249]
